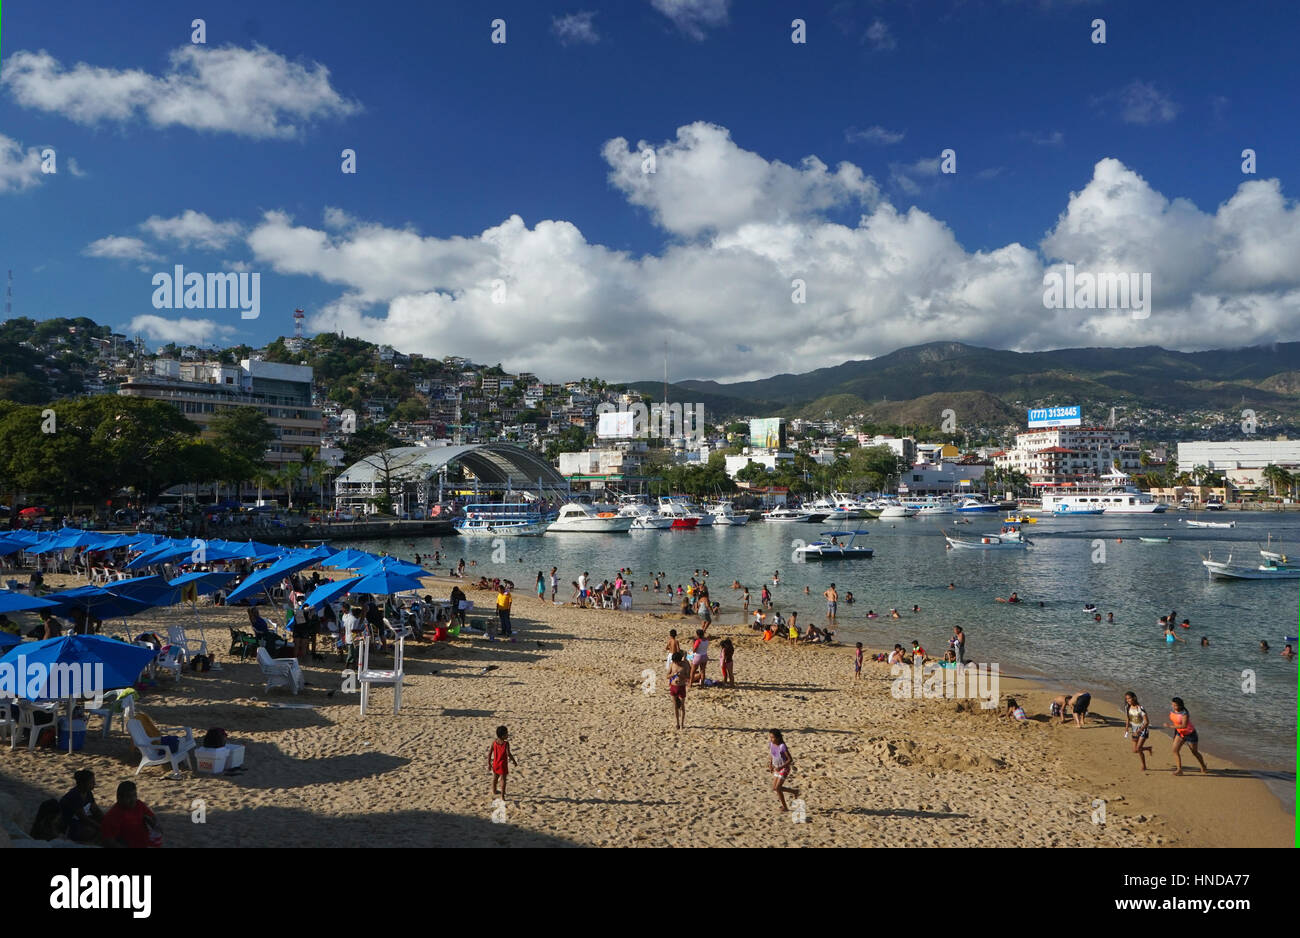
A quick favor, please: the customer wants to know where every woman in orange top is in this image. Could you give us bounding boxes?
[1163,697,1209,776]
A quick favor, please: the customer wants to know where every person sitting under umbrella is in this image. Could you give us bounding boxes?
[247,607,291,656]
[59,769,104,844]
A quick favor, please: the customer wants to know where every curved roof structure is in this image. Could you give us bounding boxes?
[336,444,567,489]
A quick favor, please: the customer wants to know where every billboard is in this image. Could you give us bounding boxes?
[1027,405,1081,429]
[749,417,786,450]
[596,410,636,438]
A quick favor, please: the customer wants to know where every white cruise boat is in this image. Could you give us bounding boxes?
[1039,473,1167,514]
[546,502,633,533]
[762,506,812,522]
[707,502,750,525]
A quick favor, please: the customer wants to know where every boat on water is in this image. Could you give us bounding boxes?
[617,499,674,530]
[944,522,1032,550]
[455,503,551,536]
[793,529,874,560]
[955,497,1000,514]
[1182,519,1236,529]
[902,495,956,516]
[763,507,813,523]
[656,496,703,529]
[875,499,918,519]
[546,502,634,533]
[1004,514,1038,524]
[1039,472,1168,514]
[1139,536,1171,543]
[811,493,879,519]
[1203,552,1299,580]
[706,501,751,525]
[1204,496,1227,511]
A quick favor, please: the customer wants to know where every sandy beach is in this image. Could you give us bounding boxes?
[1,572,1291,848]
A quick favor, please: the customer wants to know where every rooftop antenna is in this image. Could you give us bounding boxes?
[294,307,305,342]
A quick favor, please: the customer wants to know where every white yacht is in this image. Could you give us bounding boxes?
[618,501,674,530]
[455,504,550,536]
[707,502,750,525]
[793,529,874,559]
[945,523,1032,550]
[954,496,1000,514]
[659,495,710,526]
[900,495,956,516]
[656,497,701,529]
[874,499,918,519]
[762,506,812,523]
[546,502,634,533]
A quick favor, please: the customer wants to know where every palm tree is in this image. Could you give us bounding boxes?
[1262,464,1290,498]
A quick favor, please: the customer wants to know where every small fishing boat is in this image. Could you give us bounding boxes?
[944,523,1032,550]
[793,530,874,560]
[763,507,812,523]
[1139,536,1171,543]
[1203,551,1298,580]
[1183,519,1235,529]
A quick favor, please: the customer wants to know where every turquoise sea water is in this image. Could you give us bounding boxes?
[341,512,1298,774]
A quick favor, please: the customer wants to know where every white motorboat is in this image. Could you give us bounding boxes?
[875,499,918,519]
[901,495,956,516]
[1182,519,1236,529]
[618,501,674,530]
[955,497,1000,513]
[455,504,550,536]
[546,502,634,533]
[707,502,750,525]
[793,529,874,560]
[1204,496,1226,511]
[763,507,812,523]
[1260,534,1289,565]
[944,523,1032,550]
[657,496,704,528]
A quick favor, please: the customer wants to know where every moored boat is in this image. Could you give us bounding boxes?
[793,529,874,560]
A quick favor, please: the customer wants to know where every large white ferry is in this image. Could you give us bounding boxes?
[1038,473,1167,514]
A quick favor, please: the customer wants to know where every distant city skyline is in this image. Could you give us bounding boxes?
[2,0,1298,384]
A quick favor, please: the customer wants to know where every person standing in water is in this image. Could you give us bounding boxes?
[767,730,800,812]
[950,625,967,665]
[824,583,838,622]
[1164,697,1209,776]
[1123,692,1154,771]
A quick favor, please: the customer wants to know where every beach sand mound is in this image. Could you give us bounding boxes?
[863,737,1007,772]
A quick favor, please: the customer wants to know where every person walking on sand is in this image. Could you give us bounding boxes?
[536,571,545,601]
[490,726,519,799]
[549,567,558,603]
[1164,697,1209,776]
[1123,692,1154,771]
[768,730,800,812]
[824,583,838,622]
[854,642,863,680]
[668,651,689,729]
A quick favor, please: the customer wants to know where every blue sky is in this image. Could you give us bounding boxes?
[2,0,1298,382]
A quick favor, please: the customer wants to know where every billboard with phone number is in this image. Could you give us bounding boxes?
[1027,405,1081,428]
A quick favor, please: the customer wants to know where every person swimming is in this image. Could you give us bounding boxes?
[866,610,877,619]
[1083,603,1097,613]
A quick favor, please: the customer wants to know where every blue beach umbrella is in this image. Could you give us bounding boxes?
[0,591,62,614]
[0,631,22,650]
[355,557,432,578]
[303,576,363,610]
[0,634,161,753]
[104,575,183,607]
[322,548,381,570]
[348,568,426,596]
[44,585,156,622]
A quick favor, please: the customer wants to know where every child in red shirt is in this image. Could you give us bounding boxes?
[490,726,519,799]
[100,781,161,848]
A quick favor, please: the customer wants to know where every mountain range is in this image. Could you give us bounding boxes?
[626,342,1300,427]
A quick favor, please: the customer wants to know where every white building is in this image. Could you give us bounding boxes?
[857,435,917,465]
[898,462,988,495]
[996,426,1140,484]
[1176,440,1300,487]
[724,450,795,479]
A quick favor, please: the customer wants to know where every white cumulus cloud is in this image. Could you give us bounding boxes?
[0,134,47,193]
[126,314,237,347]
[1,45,360,139]
[651,0,729,40]
[141,210,243,250]
[84,236,160,262]
[553,12,600,45]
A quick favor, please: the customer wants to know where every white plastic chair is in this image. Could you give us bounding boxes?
[86,691,136,739]
[358,627,404,716]
[127,717,196,777]
[155,646,184,682]
[256,647,303,694]
[10,700,59,751]
[0,699,17,748]
[166,625,207,661]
